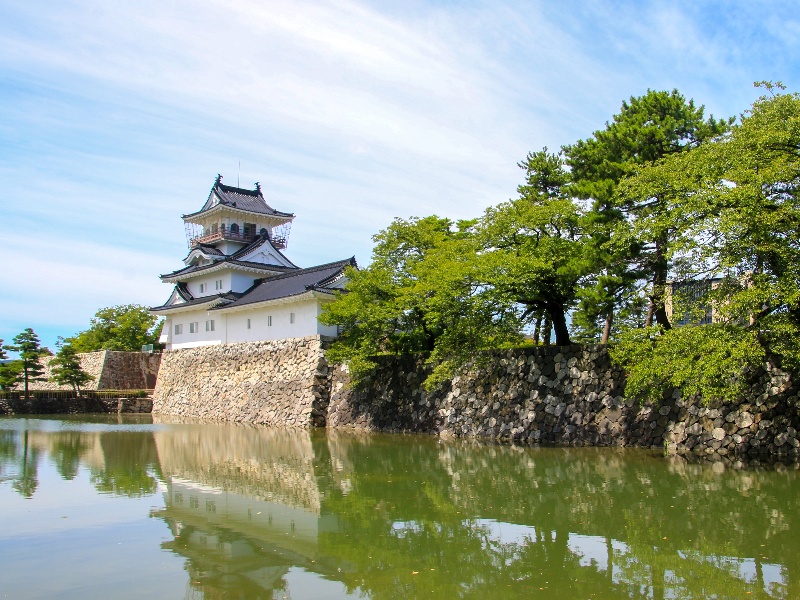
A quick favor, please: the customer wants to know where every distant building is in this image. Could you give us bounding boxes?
[151,175,354,350]
[665,278,723,327]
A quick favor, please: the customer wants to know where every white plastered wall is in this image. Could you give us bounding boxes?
[224,299,322,342]
[167,309,226,349]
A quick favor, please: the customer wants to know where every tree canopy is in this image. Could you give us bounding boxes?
[320,86,799,402]
[50,338,94,396]
[69,305,163,353]
[3,329,46,399]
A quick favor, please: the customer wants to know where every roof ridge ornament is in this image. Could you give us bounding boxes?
[215,173,223,185]
[255,181,261,194]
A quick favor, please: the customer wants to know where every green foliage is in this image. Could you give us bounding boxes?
[0,340,20,391]
[611,325,765,403]
[3,329,46,399]
[69,305,163,353]
[564,89,733,337]
[323,86,799,403]
[0,359,22,392]
[610,88,800,400]
[478,149,584,347]
[321,216,522,388]
[50,338,94,396]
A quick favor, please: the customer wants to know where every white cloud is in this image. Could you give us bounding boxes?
[1,0,798,346]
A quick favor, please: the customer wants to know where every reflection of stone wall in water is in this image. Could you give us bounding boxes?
[152,419,322,512]
[327,345,800,459]
[25,351,161,391]
[152,337,329,427]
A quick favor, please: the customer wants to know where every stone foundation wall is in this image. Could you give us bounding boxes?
[24,351,161,391]
[327,346,800,459]
[97,351,161,389]
[152,336,329,427]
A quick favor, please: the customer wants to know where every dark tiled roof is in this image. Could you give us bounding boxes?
[181,244,224,264]
[151,290,242,312]
[183,176,294,219]
[216,258,356,310]
[175,282,193,301]
[160,258,297,280]
[228,234,297,267]
[194,243,224,256]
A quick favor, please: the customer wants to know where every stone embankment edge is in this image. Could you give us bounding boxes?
[327,344,800,461]
[27,336,795,461]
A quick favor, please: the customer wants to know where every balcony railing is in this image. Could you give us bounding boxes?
[190,230,286,249]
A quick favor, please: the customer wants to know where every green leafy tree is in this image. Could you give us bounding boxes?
[50,337,94,396]
[69,305,163,352]
[321,216,516,387]
[478,148,584,346]
[563,89,732,340]
[611,85,800,401]
[3,329,46,400]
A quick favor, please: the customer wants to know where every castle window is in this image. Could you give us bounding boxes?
[215,279,224,290]
[247,318,251,329]
[199,283,205,293]
[267,315,272,327]
[206,320,215,332]
[174,324,183,335]
[290,312,296,324]
[190,322,198,333]
[230,223,240,234]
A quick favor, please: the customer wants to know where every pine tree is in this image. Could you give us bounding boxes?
[0,340,21,392]
[4,329,46,400]
[50,338,94,397]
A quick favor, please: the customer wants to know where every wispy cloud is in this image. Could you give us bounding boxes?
[1,0,797,348]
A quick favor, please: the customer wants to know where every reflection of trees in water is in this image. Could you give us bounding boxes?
[92,432,162,497]
[0,430,18,479]
[0,428,40,498]
[319,434,800,599]
[49,431,92,480]
[12,429,39,498]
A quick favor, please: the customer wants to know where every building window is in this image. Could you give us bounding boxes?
[244,222,256,238]
[199,283,205,293]
[211,223,218,234]
[246,318,251,329]
[290,312,295,324]
[267,315,272,327]
[190,322,199,333]
[174,324,183,335]
[215,279,223,290]
[206,320,215,332]
[230,223,240,234]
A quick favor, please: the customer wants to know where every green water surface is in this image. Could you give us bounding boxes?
[0,415,798,599]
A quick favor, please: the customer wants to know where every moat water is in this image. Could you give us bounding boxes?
[1,415,799,599]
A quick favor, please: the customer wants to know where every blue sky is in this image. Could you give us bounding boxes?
[1,0,798,352]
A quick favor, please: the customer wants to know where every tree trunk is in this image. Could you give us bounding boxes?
[547,305,571,346]
[601,312,613,344]
[23,366,30,402]
[652,236,672,331]
[644,297,655,327]
[542,317,553,346]
[532,313,542,344]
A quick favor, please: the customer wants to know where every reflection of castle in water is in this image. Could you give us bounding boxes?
[150,421,347,598]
